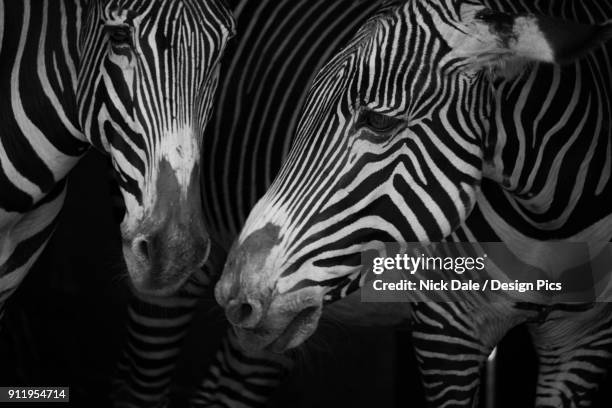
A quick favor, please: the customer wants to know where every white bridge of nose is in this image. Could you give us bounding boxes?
[155,126,200,200]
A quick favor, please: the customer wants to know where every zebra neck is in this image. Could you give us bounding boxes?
[474,189,612,289]
[480,51,612,240]
[477,173,612,243]
[0,0,88,213]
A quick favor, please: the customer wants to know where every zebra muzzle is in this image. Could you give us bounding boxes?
[122,221,210,296]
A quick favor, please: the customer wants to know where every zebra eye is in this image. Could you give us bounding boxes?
[358,110,403,138]
[106,25,133,46]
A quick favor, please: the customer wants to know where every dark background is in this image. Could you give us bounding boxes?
[1,151,611,407]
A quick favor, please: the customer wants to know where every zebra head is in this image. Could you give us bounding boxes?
[78,0,235,295]
[215,0,612,352]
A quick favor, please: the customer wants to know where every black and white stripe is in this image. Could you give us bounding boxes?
[114,1,391,407]
[0,0,234,405]
[216,1,612,407]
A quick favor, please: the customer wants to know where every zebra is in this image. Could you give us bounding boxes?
[109,1,392,407]
[0,0,233,400]
[215,0,612,406]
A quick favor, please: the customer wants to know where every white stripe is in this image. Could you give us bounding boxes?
[60,0,79,94]
[11,1,74,181]
[0,139,40,199]
[0,243,46,301]
[39,0,86,143]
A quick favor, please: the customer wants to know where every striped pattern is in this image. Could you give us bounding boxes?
[78,0,234,217]
[76,0,234,297]
[114,1,389,407]
[193,329,292,408]
[203,0,388,247]
[112,254,219,408]
[0,1,87,311]
[527,303,612,407]
[216,0,612,407]
[0,0,234,406]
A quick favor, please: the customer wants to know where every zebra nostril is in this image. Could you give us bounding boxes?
[239,303,253,320]
[132,236,151,263]
[226,299,262,328]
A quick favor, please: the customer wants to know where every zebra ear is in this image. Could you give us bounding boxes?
[457,9,612,77]
[533,16,612,63]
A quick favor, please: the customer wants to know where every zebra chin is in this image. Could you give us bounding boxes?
[122,233,210,297]
[231,308,323,354]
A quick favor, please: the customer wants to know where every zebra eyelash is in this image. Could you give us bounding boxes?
[104,24,134,49]
[356,109,405,143]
